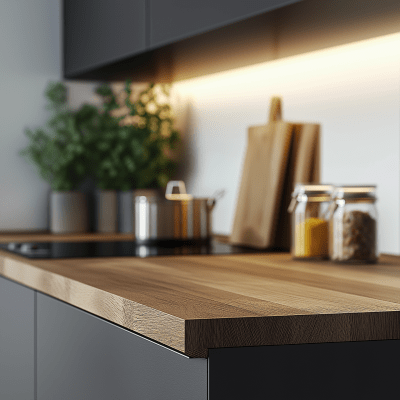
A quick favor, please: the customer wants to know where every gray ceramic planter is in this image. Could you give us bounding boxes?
[96,190,118,233]
[50,191,89,234]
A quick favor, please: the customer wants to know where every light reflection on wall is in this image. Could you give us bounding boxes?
[173,32,400,254]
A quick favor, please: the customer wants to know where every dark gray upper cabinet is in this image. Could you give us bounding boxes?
[62,0,302,80]
[64,0,146,78]
[149,0,300,48]
[63,0,400,82]
[0,277,35,400]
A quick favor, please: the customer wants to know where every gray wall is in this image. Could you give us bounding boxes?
[0,0,61,231]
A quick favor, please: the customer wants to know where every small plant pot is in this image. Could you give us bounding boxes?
[96,190,118,233]
[50,191,89,234]
[118,191,134,233]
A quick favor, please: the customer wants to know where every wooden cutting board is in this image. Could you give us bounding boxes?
[230,98,293,248]
[273,122,320,249]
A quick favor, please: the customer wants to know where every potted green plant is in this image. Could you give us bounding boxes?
[92,81,180,233]
[21,82,97,233]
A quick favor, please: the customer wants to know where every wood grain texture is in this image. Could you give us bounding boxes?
[230,100,320,250]
[273,122,320,249]
[230,98,293,248]
[1,234,400,357]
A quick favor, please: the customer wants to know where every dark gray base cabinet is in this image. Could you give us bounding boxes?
[37,292,207,400]
[35,295,400,400]
[0,277,35,400]
[209,341,400,400]
[0,276,206,400]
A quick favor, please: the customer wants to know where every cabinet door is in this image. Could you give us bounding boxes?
[0,276,35,400]
[208,341,400,399]
[149,0,301,48]
[64,0,146,77]
[37,293,207,400]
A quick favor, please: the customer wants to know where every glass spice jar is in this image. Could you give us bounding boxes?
[329,186,378,263]
[288,184,334,260]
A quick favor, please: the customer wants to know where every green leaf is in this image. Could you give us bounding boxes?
[45,82,67,107]
[95,83,113,97]
[20,80,181,192]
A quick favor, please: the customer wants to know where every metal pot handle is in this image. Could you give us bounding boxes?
[207,189,226,210]
[165,181,193,201]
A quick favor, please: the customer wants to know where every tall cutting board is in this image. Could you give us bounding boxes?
[273,122,321,249]
[230,98,293,248]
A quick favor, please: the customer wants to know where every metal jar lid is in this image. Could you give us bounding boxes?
[288,184,334,213]
[332,185,377,202]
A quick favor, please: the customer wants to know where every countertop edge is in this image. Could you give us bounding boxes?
[0,252,186,354]
[185,312,400,357]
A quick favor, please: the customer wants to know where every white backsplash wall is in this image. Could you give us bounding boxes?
[173,32,400,254]
[0,0,61,231]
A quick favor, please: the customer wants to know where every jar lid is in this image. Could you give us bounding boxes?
[291,184,334,198]
[288,184,334,213]
[333,185,376,200]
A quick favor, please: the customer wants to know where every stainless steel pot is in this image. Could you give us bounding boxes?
[133,181,224,242]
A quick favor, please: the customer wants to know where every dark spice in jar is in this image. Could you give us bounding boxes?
[339,210,376,262]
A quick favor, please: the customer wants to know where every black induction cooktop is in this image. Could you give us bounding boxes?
[0,239,263,259]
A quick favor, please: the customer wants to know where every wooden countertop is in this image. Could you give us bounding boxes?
[1,232,400,358]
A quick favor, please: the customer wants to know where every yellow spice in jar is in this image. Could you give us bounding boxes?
[295,217,329,258]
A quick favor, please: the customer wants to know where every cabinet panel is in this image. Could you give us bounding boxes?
[208,341,400,399]
[0,276,35,400]
[64,0,146,77]
[37,293,207,400]
[149,0,301,48]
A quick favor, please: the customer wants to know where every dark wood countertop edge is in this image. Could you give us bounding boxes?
[185,311,400,357]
